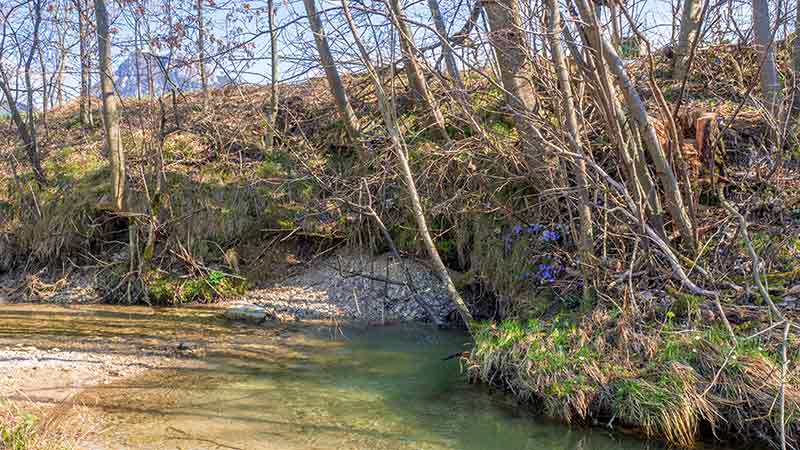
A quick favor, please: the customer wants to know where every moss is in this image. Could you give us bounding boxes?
[257,151,291,178]
[146,270,248,305]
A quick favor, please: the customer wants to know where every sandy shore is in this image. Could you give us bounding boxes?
[0,345,194,405]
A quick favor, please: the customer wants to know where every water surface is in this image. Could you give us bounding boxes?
[1,305,718,450]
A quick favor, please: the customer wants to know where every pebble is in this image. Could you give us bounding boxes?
[230,252,456,324]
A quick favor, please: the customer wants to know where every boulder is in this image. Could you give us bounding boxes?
[224,304,269,323]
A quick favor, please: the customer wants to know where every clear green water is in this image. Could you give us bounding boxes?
[1,305,702,450]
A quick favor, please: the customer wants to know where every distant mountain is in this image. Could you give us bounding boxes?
[110,50,231,97]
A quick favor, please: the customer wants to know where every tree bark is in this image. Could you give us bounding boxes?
[483,0,556,181]
[302,0,360,141]
[793,3,800,115]
[134,16,142,101]
[37,43,48,131]
[426,0,486,137]
[672,0,703,80]
[546,0,594,300]
[340,0,474,331]
[24,0,42,171]
[386,0,450,142]
[196,0,208,98]
[0,77,45,184]
[96,0,126,212]
[76,0,92,127]
[752,0,782,116]
[576,0,694,246]
[609,2,621,51]
[427,0,463,90]
[265,0,279,152]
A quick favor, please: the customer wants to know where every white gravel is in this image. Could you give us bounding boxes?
[233,252,456,324]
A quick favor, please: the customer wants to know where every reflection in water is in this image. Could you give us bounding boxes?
[3,305,691,450]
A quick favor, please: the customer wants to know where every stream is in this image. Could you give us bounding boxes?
[0,305,728,450]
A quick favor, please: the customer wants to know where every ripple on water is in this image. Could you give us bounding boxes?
[2,305,723,450]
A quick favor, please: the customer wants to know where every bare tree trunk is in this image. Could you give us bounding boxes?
[426,0,485,137]
[673,0,703,80]
[37,44,48,132]
[793,3,800,115]
[546,0,594,300]
[752,0,782,116]
[563,14,663,234]
[55,49,66,107]
[483,0,536,114]
[265,0,279,152]
[96,0,126,212]
[134,16,142,101]
[196,0,208,98]
[21,0,45,184]
[576,0,694,246]
[303,0,360,141]
[386,0,450,142]
[76,0,92,127]
[0,77,45,184]
[427,0,464,90]
[49,0,67,108]
[609,1,621,51]
[483,0,556,181]
[147,54,156,98]
[795,4,800,76]
[341,0,474,330]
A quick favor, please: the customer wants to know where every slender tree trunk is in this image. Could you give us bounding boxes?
[426,0,486,137]
[56,50,66,107]
[147,54,156,98]
[22,0,44,183]
[0,77,45,184]
[575,0,695,247]
[546,0,594,300]
[386,0,450,142]
[96,0,126,212]
[196,0,208,98]
[302,0,360,141]
[134,17,142,101]
[609,1,621,51]
[483,0,556,182]
[427,0,463,90]
[483,0,536,114]
[37,44,48,131]
[793,3,800,115]
[563,13,663,234]
[752,0,783,116]
[265,0,279,152]
[341,0,474,330]
[673,0,703,80]
[77,0,92,127]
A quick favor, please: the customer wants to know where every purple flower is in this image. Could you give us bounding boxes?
[504,235,514,251]
[538,264,556,283]
[517,271,530,281]
[542,230,560,242]
[512,224,523,235]
[526,224,542,233]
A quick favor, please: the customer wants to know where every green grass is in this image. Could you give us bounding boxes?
[146,270,248,305]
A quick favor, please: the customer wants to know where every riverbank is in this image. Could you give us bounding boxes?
[466,309,800,449]
[1,251,459,325]
[2,304,706,450]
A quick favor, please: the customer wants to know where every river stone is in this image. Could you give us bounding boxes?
[224,304,269,323]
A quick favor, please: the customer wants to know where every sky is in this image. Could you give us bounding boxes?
[0,0,787,110]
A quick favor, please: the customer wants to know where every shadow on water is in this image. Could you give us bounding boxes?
[1,305,702,450]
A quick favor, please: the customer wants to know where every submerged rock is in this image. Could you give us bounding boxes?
[224,304,270,323]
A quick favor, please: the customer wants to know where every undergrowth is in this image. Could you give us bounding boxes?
[467,307,800,448]
[0,401,76,450]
